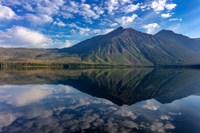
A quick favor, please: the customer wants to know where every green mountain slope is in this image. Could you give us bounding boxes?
[63,27,200,65]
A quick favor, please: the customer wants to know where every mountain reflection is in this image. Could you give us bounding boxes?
[0,69,200,132]
[0,69,200,105]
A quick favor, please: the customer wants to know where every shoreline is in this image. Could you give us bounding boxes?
[1,62,200,70]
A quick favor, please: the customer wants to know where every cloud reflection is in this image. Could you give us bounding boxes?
[0,84,178,133]
[0,85,53,106]
[0,113,16,131]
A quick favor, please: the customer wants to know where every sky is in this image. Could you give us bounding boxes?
[0,0,200,48]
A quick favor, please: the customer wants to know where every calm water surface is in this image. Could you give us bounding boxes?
[0,69,200,133]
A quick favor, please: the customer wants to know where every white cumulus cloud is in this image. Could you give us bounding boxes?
[106,0,119,15]
[53,21,66,27]
[77,27,91,35]
[80,3,99,20]
[26,14,53,24]
[0,5,16,20]
[161,13,172,18]
[143,23,160,34]
[110,23,118,27]
[165,3,177,10]
[0,26,52,48]
[151,0,177,12]
[120,0,131,5]
[122,4,140,13]
[115,14,138,27]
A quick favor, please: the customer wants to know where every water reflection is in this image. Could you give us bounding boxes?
[0,69,199,132]
[0,85,52,106]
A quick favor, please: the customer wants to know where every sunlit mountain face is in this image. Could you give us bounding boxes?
[0,69,200,132]
[0,0,200,48]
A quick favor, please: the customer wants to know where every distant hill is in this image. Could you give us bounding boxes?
[1,27,200,66]
[0,48,81,64]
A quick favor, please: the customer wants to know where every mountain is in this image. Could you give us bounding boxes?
[62,27,200,65]
[155,29,200,52]
[62,27,152,65]
[1,27,200,66]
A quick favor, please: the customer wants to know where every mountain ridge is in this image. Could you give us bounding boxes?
[62,27,200,65]
[155,29,200,52]
[1,27,200,66]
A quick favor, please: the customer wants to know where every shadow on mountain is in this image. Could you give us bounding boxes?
[0,68,200,105]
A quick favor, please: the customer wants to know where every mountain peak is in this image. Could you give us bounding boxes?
[110,26,125,33]
[107,27,143,37]
[117,26,124,30]
[155,29,191,40]
[155,29,175,35]
[105,26,127,37]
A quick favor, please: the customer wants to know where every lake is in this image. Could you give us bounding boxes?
[0,68,200,133]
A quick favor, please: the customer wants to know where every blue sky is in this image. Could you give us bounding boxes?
[0,0,200,48]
